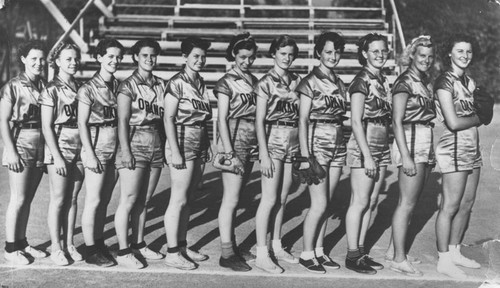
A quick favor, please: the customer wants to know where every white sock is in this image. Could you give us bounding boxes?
[300,251,315,260]
[448,244,459,253]
[256,246,269,258]
[314,247,324,257]
[272,239,282,252]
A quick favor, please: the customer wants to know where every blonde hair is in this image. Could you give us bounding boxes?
[399,35,433,66]
[48,42,81,69]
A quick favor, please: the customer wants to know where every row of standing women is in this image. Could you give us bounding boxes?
[0,31,486,280]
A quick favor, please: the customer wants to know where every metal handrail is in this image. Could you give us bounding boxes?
[388,0,406,49]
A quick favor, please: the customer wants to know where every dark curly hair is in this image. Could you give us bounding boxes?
[441,34,478,67]
[314,32,345,59]
[225,32,258,62]
[131,38,161,65]
[356,33,388,66]
[17,40,47,67]
[268,35,298,59]
[181,36,211,56]
[94,38,124,60]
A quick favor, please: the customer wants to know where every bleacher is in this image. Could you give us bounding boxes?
[77,0,400,139]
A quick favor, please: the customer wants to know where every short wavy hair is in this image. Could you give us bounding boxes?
[17,40,47,67]
[181,36,211,56]
[268,35,298,59]
[225,32,258,62]
[131,38,161,65]
[441,33,478,67]
[94,38,124,60]
[314,31,345,59]
[356,33,388,66]
[48,41,81,69]
[399,35,434,66]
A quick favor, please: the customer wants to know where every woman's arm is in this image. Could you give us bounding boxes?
[77,102,103,173]
[41,105,67,176]
[164,94,184,169]
[0,98,23,172]
[298,95,311,158]
[117,93,134,169]
[255,94,274,178]
[350,92,377,178]
[216,92,244,174]
[436,89,480,131]
[391,92,415,176]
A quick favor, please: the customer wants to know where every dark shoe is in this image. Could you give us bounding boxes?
[299,258,326,274]
[317,255,340,269]
[86,251,114,267]
[219,255,252,272]
[236,249,256,263]
[362,254,384,270]
[345,257,377,275]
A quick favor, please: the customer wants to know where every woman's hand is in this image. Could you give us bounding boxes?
[363,156,378,179]
[5,151,24,173]
[171,152,185,170]
[121,150,136,170]
[401,155,416,176]
[53,156,68,177]
[260,154,275,178]
[232,155,245,176]
[85,154,103,174]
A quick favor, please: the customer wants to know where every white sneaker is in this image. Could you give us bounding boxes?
[273,249,299,264]
[165,252,196,270]
[116,253,144,269]
[133,246,165,260]
[22,246,48,258]
[437,252,467,279]
[255,255,284,274]
[4,251,29,265]
[390,260,423,277]
[50,250,69,266]
[67,245,83,262]
[181,247,208,262]
[449,245,481,269]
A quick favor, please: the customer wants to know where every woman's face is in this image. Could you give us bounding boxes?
[449,41,473,70]
[273,45,295,71]
[184,47,206,72]
[319,40,341,70]
[98,47,123,74]
[136,46,157,72]
[234,48,256,73]
[411,45,434,74]
[362,40,388,70]
[21,49,45,77]
[56,48,80,76]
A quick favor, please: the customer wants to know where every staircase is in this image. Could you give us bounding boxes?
[76,0,403,139]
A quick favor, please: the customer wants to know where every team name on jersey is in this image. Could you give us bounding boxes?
[324,95,346,111]
[103,106,117,119]
[239,93,256,106]
[417,96,435,110]
[375,97,391,111]
[23,104,39,120]
[276,100,299,114]
[459,99,475,113]
[138,98,164,118]
[192,99,211,112]
[63,104,78,117]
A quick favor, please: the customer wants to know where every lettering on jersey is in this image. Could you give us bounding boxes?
[276,100,299,114]
[138,98,164,118]
[103,106,117,119]
[63,104,78,117]
[23,104,40,120]
[192,99,211,112]
[459,99,475,112]
[417,96,435,110]
[239,93,256,106]
[374,97,392,111]
[324,96,346,111]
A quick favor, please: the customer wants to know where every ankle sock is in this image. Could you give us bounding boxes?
[300,250,315,260]
[86,244,98,255]
[315,247,325,257]
[256,246,268,258]
[272,239,282,252]
[5,241,16,253]
[167,246,180,254]
[130,241,146,250]
[359,245,366,255]
[221,241,235,259]
[347,249,361,260]
[117,248,131,256]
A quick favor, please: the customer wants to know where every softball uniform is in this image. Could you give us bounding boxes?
[76,72,119,166]
[254,69,301,162]
[391,69,436,167]
[214,69,258,166]
[0,72,45,167]
[346,67,392,167]
[296,67,347,166]
[115,70,166,169]
[39,75,81,164]
[164,70,212,163]
[434,69,481,173]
